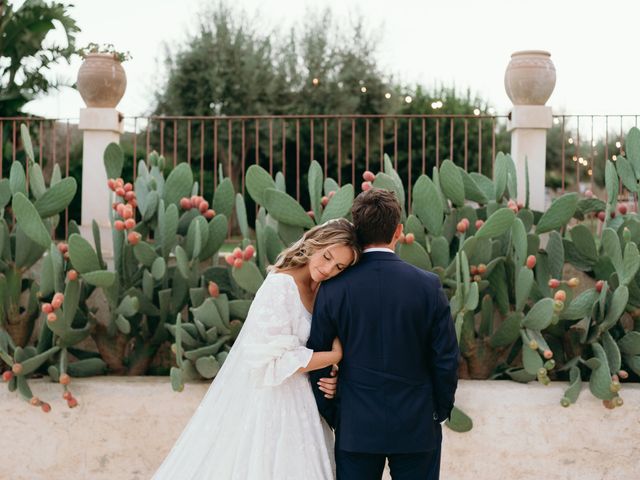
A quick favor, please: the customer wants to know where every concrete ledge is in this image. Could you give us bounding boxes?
[1,378,638,479]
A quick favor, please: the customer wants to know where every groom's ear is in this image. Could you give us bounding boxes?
[390,224,403,245]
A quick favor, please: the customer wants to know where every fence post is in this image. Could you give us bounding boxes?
[78,109,123,257]
[505,50,556,211]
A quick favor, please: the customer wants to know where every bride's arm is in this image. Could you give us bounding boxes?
[298,338,341,373]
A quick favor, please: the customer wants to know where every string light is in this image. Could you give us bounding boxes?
[553,118,560,125]
[473,108,480,116]
[384,92,391,99]
[616,141,622,148]
[405,95,412,104]
[360,86,367,93]
[588,169,593,176]
[488,107,495,115]
[612,155,617,161]
[568,138,574,144]
[312,78,319,86]
[431,100,443,109]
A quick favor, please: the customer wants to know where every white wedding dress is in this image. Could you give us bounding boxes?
[152,272,335,480]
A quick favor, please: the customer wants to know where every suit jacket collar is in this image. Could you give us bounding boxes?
[360,250,400,262]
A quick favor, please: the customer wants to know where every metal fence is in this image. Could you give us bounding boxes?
[2,114,639,238]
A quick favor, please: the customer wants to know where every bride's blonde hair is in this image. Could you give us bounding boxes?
[270,218,361,271]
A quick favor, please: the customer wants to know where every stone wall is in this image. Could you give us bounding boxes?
[1,378,638,479]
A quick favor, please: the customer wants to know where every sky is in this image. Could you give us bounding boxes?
[18,0,640,121]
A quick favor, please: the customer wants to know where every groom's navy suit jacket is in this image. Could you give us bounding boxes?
[307,251,459,454]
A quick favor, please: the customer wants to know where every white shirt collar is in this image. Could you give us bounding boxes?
[363,247,395,254]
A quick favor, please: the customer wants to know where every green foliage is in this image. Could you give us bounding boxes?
[0,1,80,116]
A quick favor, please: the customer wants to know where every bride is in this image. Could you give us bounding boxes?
[152,219,361,480]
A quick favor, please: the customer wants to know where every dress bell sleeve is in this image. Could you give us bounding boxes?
[242,275,314,387]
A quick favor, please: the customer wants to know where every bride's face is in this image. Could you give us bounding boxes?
[307,244,354,282]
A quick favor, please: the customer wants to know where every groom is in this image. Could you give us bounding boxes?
[307,188,459,480]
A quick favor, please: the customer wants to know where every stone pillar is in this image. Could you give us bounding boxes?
[78,108,124,257]
[504,50,556,211]
[76,52,127,259]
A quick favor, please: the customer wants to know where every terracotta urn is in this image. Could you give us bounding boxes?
[77,53,127,108]
[504,50,556,106]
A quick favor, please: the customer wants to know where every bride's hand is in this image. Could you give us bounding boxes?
[331,337,343,362]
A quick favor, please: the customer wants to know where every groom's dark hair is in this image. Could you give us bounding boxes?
[351,188,401,246]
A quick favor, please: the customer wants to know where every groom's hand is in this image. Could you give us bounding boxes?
[317,366,338,399]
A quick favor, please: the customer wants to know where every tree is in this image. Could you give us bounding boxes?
[0,0,80,116]
[151,2,502,215]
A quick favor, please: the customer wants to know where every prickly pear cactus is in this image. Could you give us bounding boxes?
[0,124,83,409]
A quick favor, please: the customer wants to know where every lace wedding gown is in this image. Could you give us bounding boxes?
[152,272,335,480]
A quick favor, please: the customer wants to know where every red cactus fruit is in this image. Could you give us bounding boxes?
[405,233,415,245]
[567,277,579,288]
[114,220,126,231]
[232,247,243,259]
[121,207,133,220]
[67,397,78,408]
[517,202,524,210]
[597,211,606,222]
[243,245,255,260]
[180,197,192,210]
[602,399,615,409]
[225,254,235,266]
[199,201,209,213]
[191,195,201,208]
[127,231,142,245]
[328,190,336,198]
[115,187,125,198]
[619,370,629,380]
[548,278,560,289]
[42,303,54,314]
[554,290,566,302]
[321,196,329,207]
[59,374,71,385]
[477,264,487,275]
[47,312,57,323]
[11,363,22,375]
[67,270,78,281]
[595,280,604,292]
[124,191,136,202]
[208,282,220,298]
[57,243,68,254]
[362,171,375,182]
[62,391,72,400]
[128,198,138,209]
[470,265,478,276]
[475,219,484,230]
[585,189,594,198]
[543,350,553,360]
[124,218,136,230]
[115,178,124,189]
[398,233,405,244]
[30,396,41,406]
[233,258,244,269]
[610,210,616,218]
[41,402,51,413]
[107,179,116,191]
[526,255,536,269]
[204,209,215,220]
[2,371,13,382]
[307,210,315,218]
[456,221,467,234]
[361,181,372,191]
[618,204,628,215]
[123,182,133,192]
[52,293,64,310]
